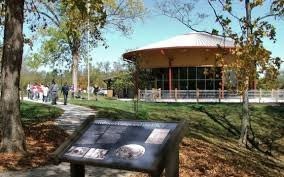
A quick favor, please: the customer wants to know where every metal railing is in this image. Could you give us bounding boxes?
[138,89,284,103]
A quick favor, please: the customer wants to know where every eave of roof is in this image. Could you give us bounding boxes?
[123,32,235,60]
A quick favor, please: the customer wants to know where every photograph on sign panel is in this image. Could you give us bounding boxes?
[64,146,90,158]
[115,144,145,160]
[145,129,170,144]
[83,148,108,160]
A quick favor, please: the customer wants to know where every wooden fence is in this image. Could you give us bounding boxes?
[138,89,284,103]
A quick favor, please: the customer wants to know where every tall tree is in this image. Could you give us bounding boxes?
[27,0,145,93]
[0,0,105,154]
[157,0,283,147]
[0,0,4,95]
[0,0,26,153]
[0,44,2,92]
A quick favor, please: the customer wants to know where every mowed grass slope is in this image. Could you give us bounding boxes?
[70,97,284,177]
[20,101,63,124]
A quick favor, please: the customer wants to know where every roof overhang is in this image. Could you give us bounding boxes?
[123,32,235,61]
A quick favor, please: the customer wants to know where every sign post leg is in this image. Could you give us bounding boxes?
[150,171,161,177]
[70,163,85,177]
[165,144,179,177]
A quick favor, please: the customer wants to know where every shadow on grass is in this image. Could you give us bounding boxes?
[192,105,240,136]
[70,101,284,176]
[250,103,284,158]
[88,105,137,120]
[87,104,237,145]
[20,102,62,125]
[81,102,284,157]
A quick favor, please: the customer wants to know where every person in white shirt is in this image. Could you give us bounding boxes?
[26,82,31,99]
[39,84,44,101]
[43,85,49,102]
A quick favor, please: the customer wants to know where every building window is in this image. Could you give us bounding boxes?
[188,67,196,79]
[173,68,179,80]
[148,67,222,90]
[188,80,196,90]
[180,80,188,90]
[197,80,205,90]
[180,68,187,79]
[197,67,206,79]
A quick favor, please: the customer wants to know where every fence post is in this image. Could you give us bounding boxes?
[152,88,155,100]
[276,89,279,103]
[218,89,221,103]
[196,89,199,103]
[175,88,177,101]
[138,89,141,101]
[158,88,161,99]
[259,89,261,103]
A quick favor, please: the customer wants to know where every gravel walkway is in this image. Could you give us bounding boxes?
[0,99,137,177]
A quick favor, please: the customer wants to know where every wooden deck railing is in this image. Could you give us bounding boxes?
[138,89,284,103]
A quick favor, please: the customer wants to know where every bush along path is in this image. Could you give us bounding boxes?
[0,98,134,177]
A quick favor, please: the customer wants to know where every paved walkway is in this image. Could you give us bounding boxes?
[0,99,136,177]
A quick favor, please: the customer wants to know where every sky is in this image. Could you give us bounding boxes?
[91,0,284,71]
[23,0,284,72]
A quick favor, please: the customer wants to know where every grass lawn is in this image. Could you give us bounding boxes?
[20,101,63,124]
[70,97,284,177]
[0,101,67,172]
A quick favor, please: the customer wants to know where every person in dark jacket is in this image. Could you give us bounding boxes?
[94,85,99,101]
[61,82,69,105]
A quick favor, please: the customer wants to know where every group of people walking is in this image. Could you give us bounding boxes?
[26,80,102,105]
[27,80,70,105]
[26,83,50,102]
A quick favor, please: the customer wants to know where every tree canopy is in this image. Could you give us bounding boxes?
[25,0,145,93]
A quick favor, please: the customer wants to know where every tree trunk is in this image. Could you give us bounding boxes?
[238,0,253,148]
[0,47,2,95]
[0,53,1,128]
[71,45,80,93]
[0,0,26,153]
[239,88,251,147]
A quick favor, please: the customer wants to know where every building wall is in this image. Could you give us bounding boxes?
[137,48,234,68]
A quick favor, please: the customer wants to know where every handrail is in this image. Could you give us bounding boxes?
[138,89,284,103]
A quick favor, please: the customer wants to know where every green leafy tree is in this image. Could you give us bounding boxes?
[40,0,105,93]
[157,0,283,147]
[112,61,134,96]
[0,0,105,154]
[26,0,145,94]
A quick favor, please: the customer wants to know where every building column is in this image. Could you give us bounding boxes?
[154,77,158,89]
[254,79,257,90]
[161,49,173,93]
[221,68,225,99]
[134,59,139,98]
[169,66,172,91]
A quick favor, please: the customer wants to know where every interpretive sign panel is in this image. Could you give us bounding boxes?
[54,118,185,177]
